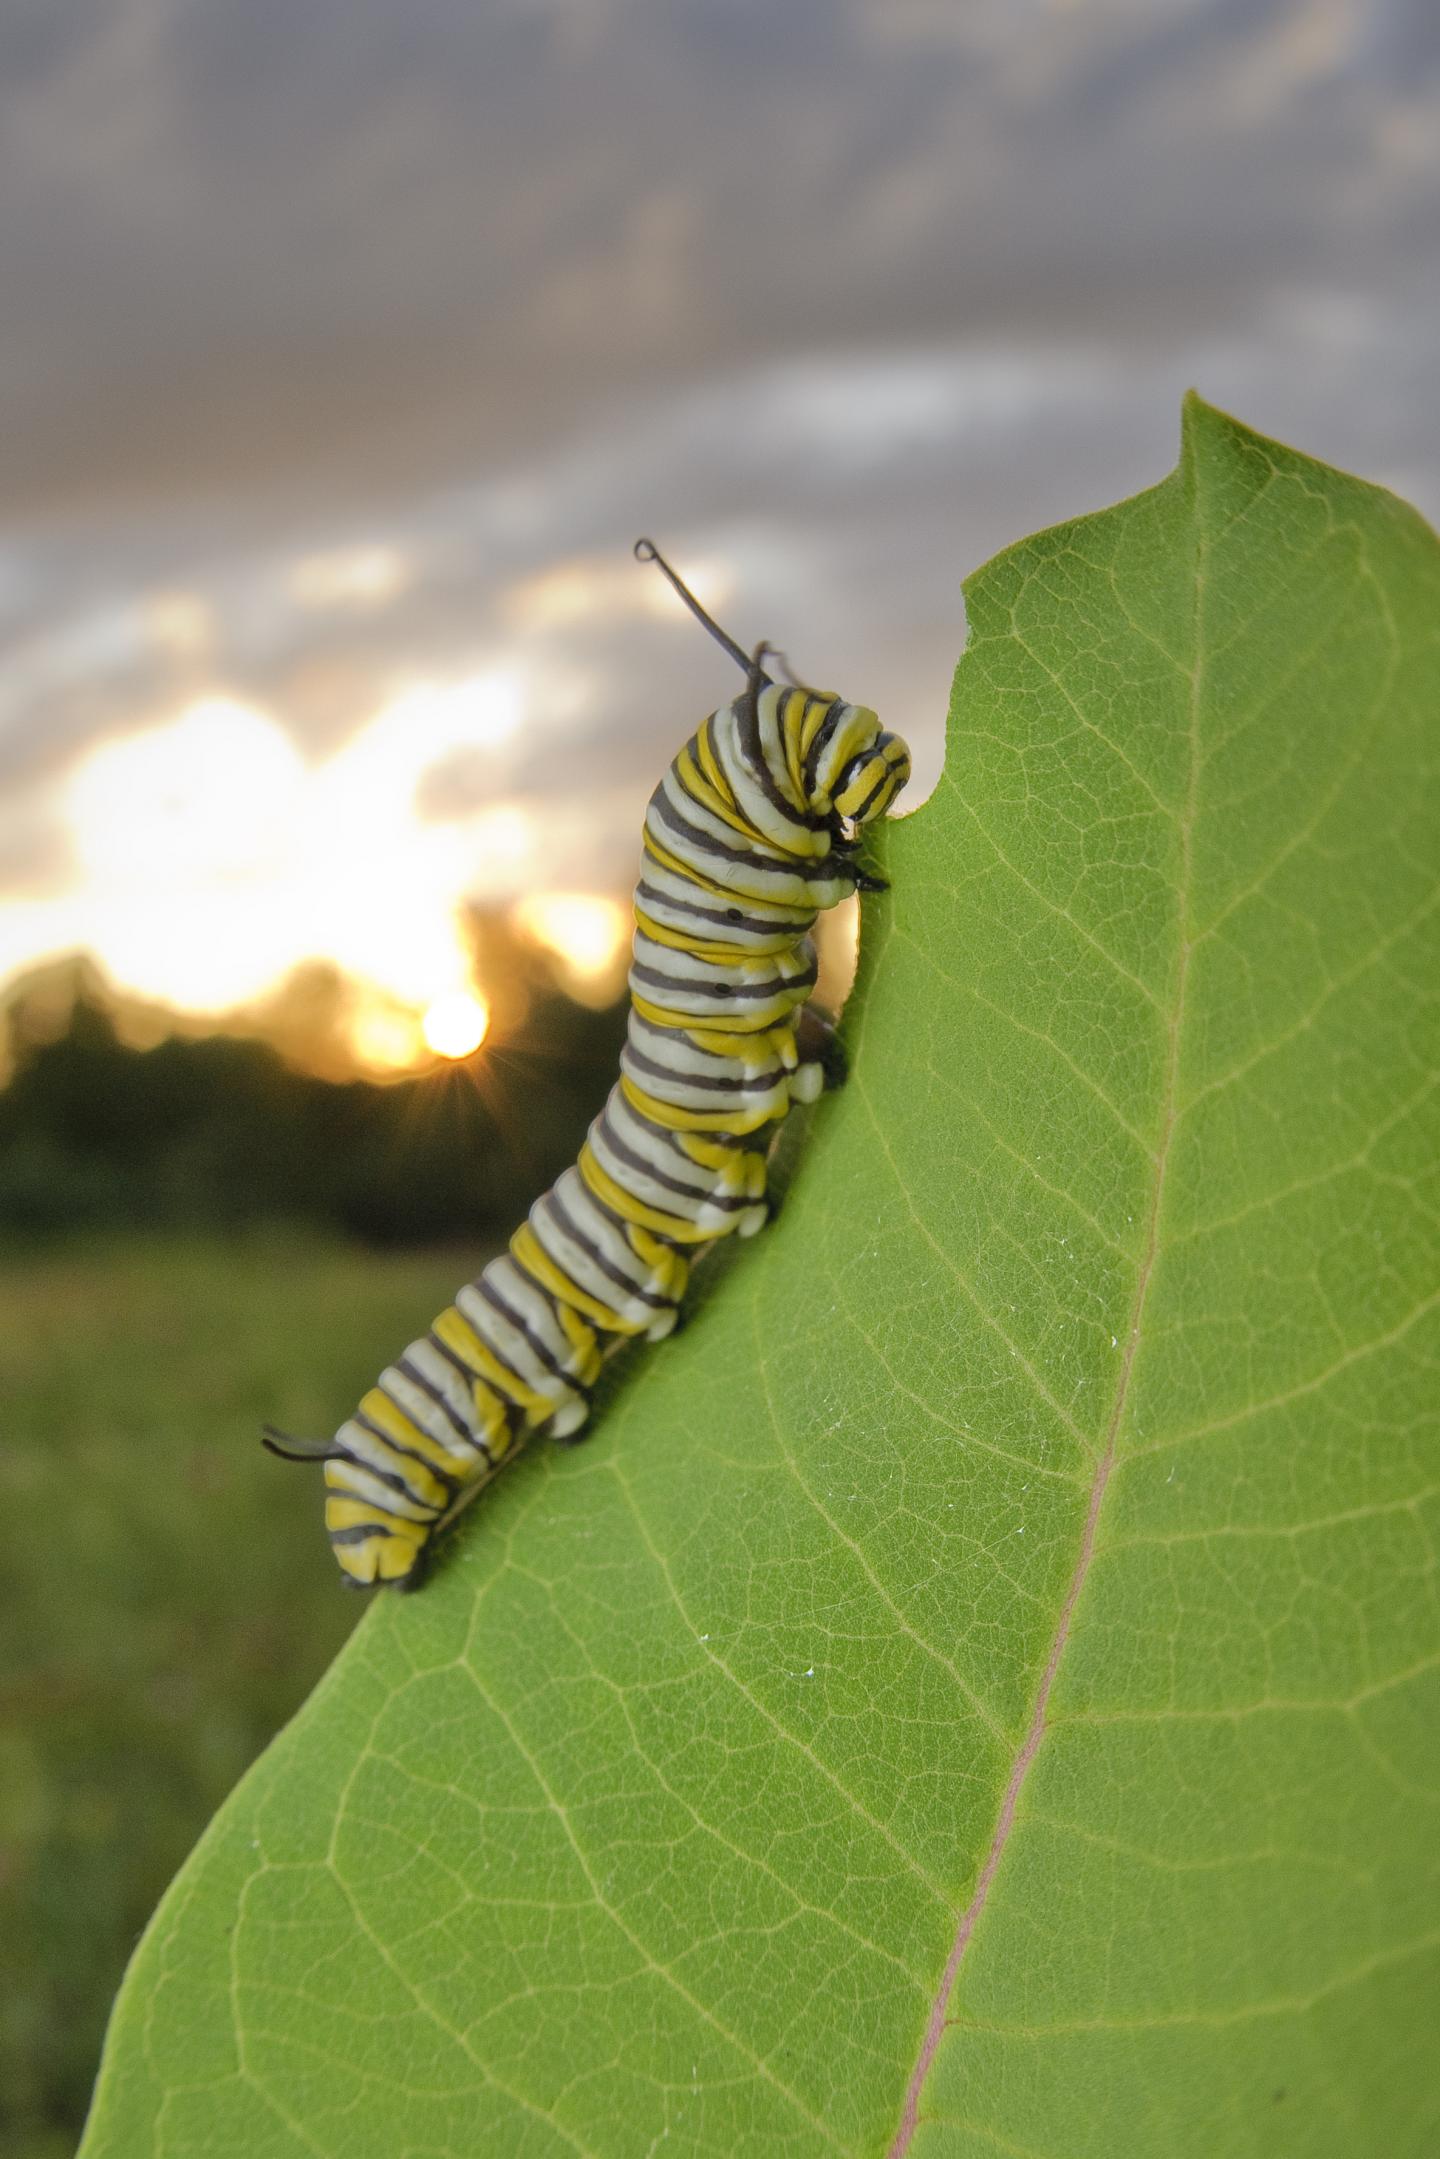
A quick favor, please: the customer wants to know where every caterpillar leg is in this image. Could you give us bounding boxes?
[792,1006,849,1102]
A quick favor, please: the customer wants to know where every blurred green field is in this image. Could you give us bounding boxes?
[0,1230,493,2159]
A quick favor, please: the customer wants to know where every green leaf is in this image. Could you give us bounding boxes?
[81,399,1440,2158]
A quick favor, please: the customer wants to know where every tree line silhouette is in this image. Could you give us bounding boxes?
[0,947,627,1244]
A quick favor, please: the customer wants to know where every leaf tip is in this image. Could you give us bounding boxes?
[1178,390,1303,504]
[1179,388,1246,460]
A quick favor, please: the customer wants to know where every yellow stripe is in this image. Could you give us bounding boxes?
[578,1144,709,1245]
[631,991,794,1037]
[426,1312,518,1455]
[674,748,757,839]
[643,831,729,899]
[782,690,811,798]
[555,1301,604,1378]
[579,1155,705,1272]
[696,719,737,806]
[673,1132,767,1192]
[627,1222,692,1294]
[634,908,751,964]
[814,712,875,804]
[634,905,797,961]
[353,1398,454,1507]
[360,1387,462,1473]
[432,1307,551,1422]
[836,765,887,817]
[690,1021,795,1062]
[324,1496,425,1541]
[431,1304,490,1373]
[798,695,832,766]
[511,1223,642,1335]
[619,1072,772,1137]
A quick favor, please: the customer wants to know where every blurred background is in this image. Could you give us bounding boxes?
[2,3,1437,2150]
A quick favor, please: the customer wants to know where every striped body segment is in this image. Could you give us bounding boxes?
[275,674,910,1587]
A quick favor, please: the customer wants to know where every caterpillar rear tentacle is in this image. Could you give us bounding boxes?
[269,542,912,1588]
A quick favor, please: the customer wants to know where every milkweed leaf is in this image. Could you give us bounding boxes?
[81,399,1440,2158]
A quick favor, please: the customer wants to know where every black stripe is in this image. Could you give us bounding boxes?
[446,1310,539,1422]
[395,1353,475,1446]
[673,1118,762,1151]
[650,786,777,872]
[594,1117,754,1209]
[544,1188,670,1308]
[631,1008,753,1058]
[734,682,828,831]
[623,1041,755,1094]
[575,1165,686,1253]
[354,1407,465,1494]
[329,1523,395,1548]
[632,953,817,1005]
[601,1104,714,1191]
[508,1247,626,1346]
[650,782,842,885]
[612,1090,763,1160]
[630,958,735,1001]
[333,1431,436,1509]
[619,1034,772,1137]
[635,879,809,937]
[470,1274,593,1401]
[831,753,873,806]
[427,1326,493,1395]
[678,744,826,843]
[802,698,847,793]
[841,764,889,822]
[593,1120,704,1204]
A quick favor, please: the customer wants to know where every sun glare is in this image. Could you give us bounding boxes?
[67,697,304,883]
[349,1003,428,1073]
[515,892,630,999]
[11,667,549,1059]
[422,992,491,1059]
[375,670,522,761]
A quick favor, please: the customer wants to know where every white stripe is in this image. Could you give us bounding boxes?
[484,1255,593,1377]
[530,1170,660,1326]
[328,1438,437,1522]
[603,1092,718,1192]
[709,694,822,855]
[377,1363,486,1463]
[405,1336,481,1435]
[453,1282,585,1420]
[638,853,815,934]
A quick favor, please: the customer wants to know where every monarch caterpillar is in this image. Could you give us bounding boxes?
[266,541,911,1587]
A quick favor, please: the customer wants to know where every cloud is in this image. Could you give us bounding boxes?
[1,0,1437,1010]
[0,0,1434,518]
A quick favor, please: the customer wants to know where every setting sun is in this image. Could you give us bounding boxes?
[422,991,490,1059]
[1,668,548,1047]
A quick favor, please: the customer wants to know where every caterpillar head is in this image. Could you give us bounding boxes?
[800,695,912,829]
[630,544,911,837]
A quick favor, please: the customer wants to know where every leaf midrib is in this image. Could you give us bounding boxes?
[885,453,1208,2158]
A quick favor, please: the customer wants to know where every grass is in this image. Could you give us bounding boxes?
[0,1229,494,2159]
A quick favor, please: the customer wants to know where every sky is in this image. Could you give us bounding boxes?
[1,0,1436,1070]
